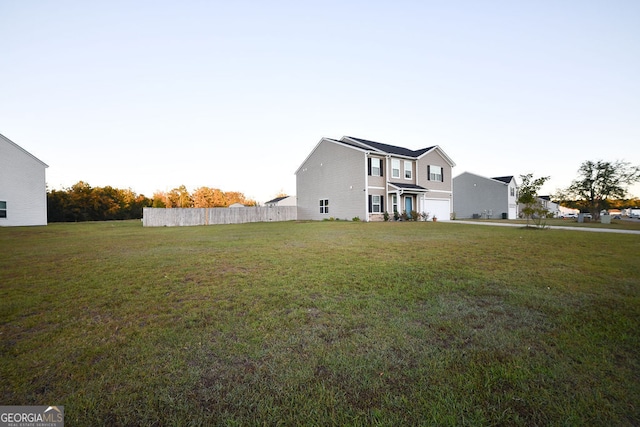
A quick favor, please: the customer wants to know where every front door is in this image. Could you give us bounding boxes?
[405,196,413,216]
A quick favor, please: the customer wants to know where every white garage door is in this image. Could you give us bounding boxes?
[420,198,451,221]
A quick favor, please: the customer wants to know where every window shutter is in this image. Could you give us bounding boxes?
[380,161,384,177]
[368,158,372,176]
[368,195,372,212]
[441,168,444,182]
[427,165,431,181]
[381,197,384,212]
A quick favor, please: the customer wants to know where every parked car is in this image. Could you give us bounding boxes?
[560,213,577,218]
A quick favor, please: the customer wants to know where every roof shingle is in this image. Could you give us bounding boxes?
[492,176,514,184]
[344,136,434,158]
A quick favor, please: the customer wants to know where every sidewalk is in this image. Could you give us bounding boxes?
[451,220,640,235]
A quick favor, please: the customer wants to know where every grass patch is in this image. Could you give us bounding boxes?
[462,217,640,231]
[1,220,639,425]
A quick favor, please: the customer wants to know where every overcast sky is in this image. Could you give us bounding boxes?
[2,1,639,202]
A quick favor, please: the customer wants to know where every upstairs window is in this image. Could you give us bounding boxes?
[391,159,400,179]
[0,201,6,218]
[404,161,412,179]
[319,199,329,214]
[429,165,443,182]
[368,158,383,176]
[510,187,515,196]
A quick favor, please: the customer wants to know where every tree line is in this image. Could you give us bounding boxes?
[151,185,257,208]
[47,182,257,222]
[48,182,152,222]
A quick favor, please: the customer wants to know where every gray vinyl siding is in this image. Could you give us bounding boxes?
[296,139,366,220]
[0,135,48,226]
[367,155,386,188]
[453,172,514,219]
[417,151,451,192]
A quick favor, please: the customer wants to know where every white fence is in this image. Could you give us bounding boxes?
[142,207,297,227]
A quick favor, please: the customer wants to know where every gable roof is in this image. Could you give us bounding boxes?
[296,136,456,174]
[342,136,434,157]
[0,133,49,168]
[492,176,515,184]
[342,136,455,166]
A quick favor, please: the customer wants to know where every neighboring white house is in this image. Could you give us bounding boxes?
[538,196,560,217]
[264,195,297,207]
[0,133,48,226]
[296,136,455,221]
[559,205,580,217]
[453,172,518,219]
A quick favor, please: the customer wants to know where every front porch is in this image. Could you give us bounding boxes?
[387,182,428,220]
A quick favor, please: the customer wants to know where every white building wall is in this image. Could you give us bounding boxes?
[0,134,48,226]
[507,181,518,219]
[296,139,367,220]
[275,196,296,207]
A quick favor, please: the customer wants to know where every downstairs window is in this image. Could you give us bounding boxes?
[319,199,329,214]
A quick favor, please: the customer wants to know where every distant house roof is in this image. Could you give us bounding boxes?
[492,176,515,184]
[265,196,289,204]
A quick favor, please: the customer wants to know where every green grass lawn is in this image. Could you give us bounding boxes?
[1,220,639,425]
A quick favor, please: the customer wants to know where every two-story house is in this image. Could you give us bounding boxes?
[295,136,455,221]
[453,172,518,219]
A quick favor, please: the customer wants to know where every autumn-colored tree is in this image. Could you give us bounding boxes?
[68,181,94,221]
[225,191,257,206]
[192,187,228,207]
[166,185,193,208]
[152,191,168,208]
[212,188,228,207]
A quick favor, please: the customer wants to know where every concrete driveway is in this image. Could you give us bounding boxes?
[451,220,640,235]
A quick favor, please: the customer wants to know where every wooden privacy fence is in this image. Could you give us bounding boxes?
[142,206,297,227]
